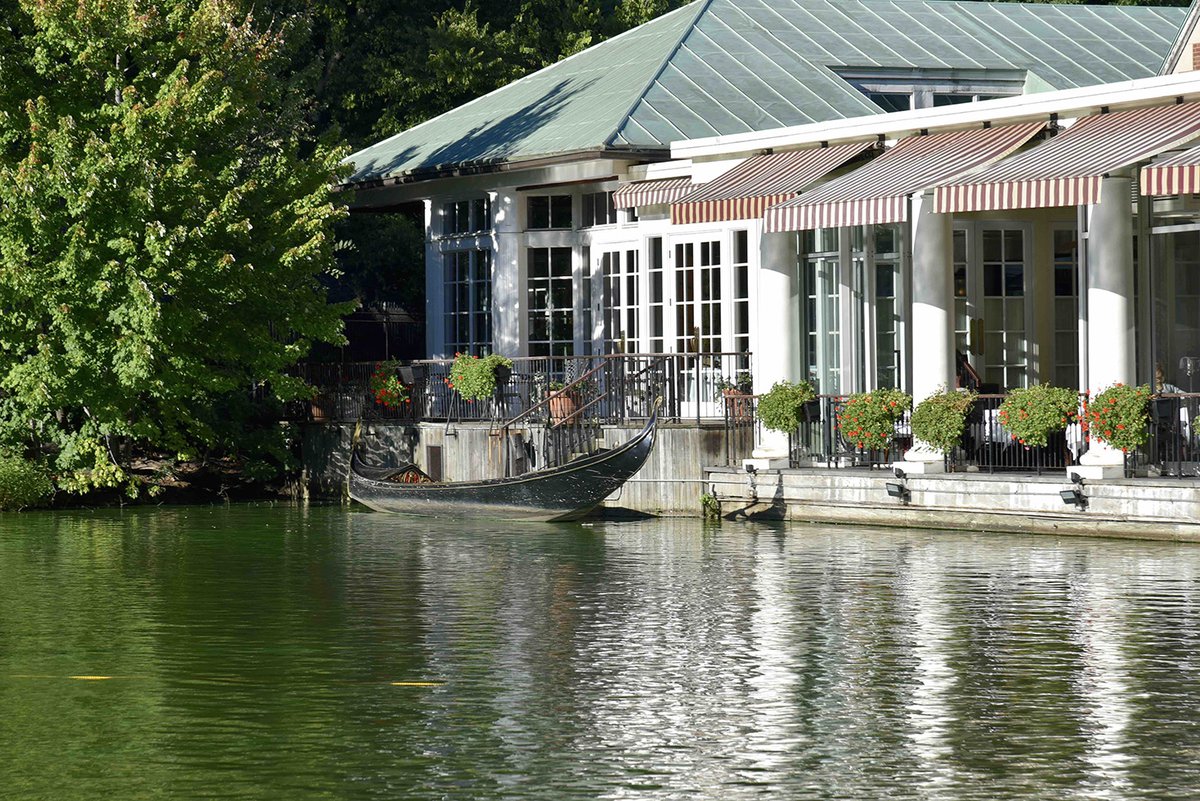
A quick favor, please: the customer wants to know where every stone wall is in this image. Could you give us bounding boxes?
[706,466,1200,541]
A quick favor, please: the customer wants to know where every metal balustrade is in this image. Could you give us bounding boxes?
[295,352,754,427]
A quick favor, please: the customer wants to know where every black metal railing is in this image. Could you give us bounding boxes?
[294,351,753,427]
[1134,393,1200,477]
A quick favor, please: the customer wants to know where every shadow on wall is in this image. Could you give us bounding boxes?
[303,423,419,499]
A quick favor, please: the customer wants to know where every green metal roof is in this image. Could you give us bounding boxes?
[345,0,1186,185]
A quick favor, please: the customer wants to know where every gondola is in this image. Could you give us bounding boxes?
[348,404,658,521]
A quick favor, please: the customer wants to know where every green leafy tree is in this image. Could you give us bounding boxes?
[0,0,352,492]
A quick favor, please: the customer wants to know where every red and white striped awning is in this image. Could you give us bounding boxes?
[1141,144,1200,196]
[936,103,1200,213]
[764,122,1044,232]
[611,177,695,209]
[671,143,872,225]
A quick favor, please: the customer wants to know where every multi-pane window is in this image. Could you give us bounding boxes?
[442,198,490,236]
[674,240,722,355]
[801,228,841,394]
[527,247,574,357]
[732,231,750,357]
[601,249,639,354]
[648,238,664,353]
[527,195,572,230]
[873,226,900,389]
[954,230,970,361]
[444,250,492,354]
[838,68,1023,113]
[1053,229,1079,388]
[582,192,617,227]
[982,229,1027,390]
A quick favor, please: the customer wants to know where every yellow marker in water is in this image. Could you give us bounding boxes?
[390,681,442,687]
[69,676,113,681]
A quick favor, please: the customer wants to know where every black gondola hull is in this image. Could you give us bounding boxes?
[348,412,657,521]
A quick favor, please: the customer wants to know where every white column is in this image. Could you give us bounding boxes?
[423,199,442,358]
[1077,174,1135,479]
[749,230,801,465]
[491,188,523,356]
[903,191,954,473]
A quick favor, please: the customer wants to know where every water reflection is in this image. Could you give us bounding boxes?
[2,509,1200,799]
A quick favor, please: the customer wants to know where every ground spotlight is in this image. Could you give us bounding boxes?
[893,467,906,480]
[745,463,757,475]
[885,481,910,502]
[1059,488,1086,509]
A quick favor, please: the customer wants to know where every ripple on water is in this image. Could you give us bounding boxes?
[2,508,1200,799]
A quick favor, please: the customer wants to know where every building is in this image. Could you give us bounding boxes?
[335,0,1200,527]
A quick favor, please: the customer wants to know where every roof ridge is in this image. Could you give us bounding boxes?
[603,0,718,148]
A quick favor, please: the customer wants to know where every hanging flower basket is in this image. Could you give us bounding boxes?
[998,384,1078,447]
[911,389,976,453]
[837,388,911,450]
[369,361,410,408]
[757,380,816,433]
[448,353,514,401]
[1086,383,1150,453]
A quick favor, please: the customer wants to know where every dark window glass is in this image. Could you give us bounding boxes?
[550,195,572,228]
[933,94,973,107]
[528,196,549,229]
[984,263,1002,297]
[868,92,910,113]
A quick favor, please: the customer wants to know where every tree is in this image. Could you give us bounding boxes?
[0,0,352,492]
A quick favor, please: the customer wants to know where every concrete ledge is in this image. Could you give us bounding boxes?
[706,466,1200,542]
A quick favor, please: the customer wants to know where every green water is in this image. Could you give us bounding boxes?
[2,506,1200,800]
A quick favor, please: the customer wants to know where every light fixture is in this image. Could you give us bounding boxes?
[745,463,758,475]
[885,482,910,501]
[893,466,906,480]
[1059,488,1086,509]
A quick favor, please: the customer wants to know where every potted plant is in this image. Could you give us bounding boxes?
[1086,383,1151,453]
[837,388,911,450]
[757,380,816,433]
[715,371,755,420]
[997,384,1079,447]
[547,380,580,424]
[911,388,976,453]
[369,361,411,408]
[448,353,514,402]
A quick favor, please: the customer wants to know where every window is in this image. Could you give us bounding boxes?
[873,226,901,390]
[527,195,572,230]
[442,198,490,236]
[444,250,492,354]
[527,247,575,357]
[1053,229,1079,387]
[801,228,840,393]
[601,248,639,353]
[732,231,750,357]
[582,192,617,227]
[981,228,1027,390]
[836,68,1024,113]
[648,238,664,353]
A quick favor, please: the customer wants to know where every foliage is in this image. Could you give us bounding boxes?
[757,380,816,433]
[700,491,720,521]
[715,371,753,399]
[448,353,513,401]
[998,384,1079,447]
[911,389,976,453]
[837,388,912,450]
[0,0,352,493]
[369,362,411,408]
[0,455,53,511]
[1086,383,1151,453]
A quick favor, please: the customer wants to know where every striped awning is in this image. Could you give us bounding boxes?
[611,177,695,209]
[764,122,1044,232]
[671,143,872,225]
[936,103,1200,213]
[1141,145,1200,196]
